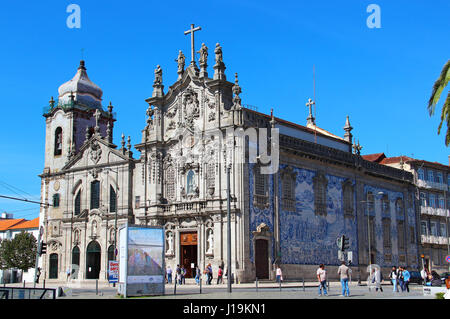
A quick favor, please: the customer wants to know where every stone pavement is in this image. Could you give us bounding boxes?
[3,280,437,299]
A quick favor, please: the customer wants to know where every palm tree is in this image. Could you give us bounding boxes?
[427,60,450,145]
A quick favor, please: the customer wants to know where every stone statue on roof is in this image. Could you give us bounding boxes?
[197,43,208,66]
[214,43,223,65]
[154,65,163,85]
[175,51,185,74]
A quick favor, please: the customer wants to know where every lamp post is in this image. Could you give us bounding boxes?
[105,167,119,266]
[226,162,232,293]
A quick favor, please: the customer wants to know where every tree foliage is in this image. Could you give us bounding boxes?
[428,60,450,145]
[0,231,37,271]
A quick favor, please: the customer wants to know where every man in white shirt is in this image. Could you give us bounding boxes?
[317,264,328,296]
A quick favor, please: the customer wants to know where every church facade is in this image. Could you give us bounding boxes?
[38,36,421,283]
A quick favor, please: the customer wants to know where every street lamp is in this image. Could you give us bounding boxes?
[105,168,119,265]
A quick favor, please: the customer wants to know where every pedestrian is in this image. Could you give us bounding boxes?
[66,267,71,281]
[217,266,223,284]
[398,266,404,291]
[181,266,186,285]
[402,266,410,293]
[276,265,283,283]
[166,266,172,284]
[337,260,350,297]
[374,268,383,292]
[176,264,181,285]
[195,266,201,285]
[316,264,328,296]
[389,266,399,292]
[35,267,41,284]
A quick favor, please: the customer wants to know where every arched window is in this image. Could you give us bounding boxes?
[74,191,81,215]
[90,180,100,209]
[313,172,327,216]
[49,253,58,279]
[53,193,60,208]
[395,198,404,216]
[109,186,116,213]
[54,127,63,156]
[72,246,80,267]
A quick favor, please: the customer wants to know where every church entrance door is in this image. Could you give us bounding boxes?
[180,232,197,278]
[255,239,269,279]
[86,241,101,279]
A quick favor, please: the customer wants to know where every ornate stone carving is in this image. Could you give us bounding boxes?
[183,88,200,130]
[89,140,102,164]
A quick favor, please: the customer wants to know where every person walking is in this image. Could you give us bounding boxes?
[217,266,224,284]
[337,261,351,297]
[206,263,213,285]
[402,266,411,293]
[195,266,201,285]
[276,265,283,284]
[374,268,383,292]
[389,266,399,292]
[316,264,328,296]
[166,266,172,284]
[398,266,405,291]
[176,264,181,285]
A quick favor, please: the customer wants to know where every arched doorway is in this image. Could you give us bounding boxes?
[49,253,58,279]
[255,239,269,279]
[71,246,80,279]
[86,241,101,279]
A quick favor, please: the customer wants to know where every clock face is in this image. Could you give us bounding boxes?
[54,181,60,191]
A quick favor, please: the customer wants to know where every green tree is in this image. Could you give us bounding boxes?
[0,231,37,271]
[428,60,450,145]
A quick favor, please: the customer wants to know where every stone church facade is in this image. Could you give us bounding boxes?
[38,39,421,283]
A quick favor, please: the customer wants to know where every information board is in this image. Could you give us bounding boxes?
[118,224,165,297]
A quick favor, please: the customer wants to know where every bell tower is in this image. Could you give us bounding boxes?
[42,60,115,173]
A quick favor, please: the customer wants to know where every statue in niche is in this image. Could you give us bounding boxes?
[206,229,214,254]
[166,231,174,254]
[91,220,98,237]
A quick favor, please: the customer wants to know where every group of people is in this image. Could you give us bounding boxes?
[165,262,229,285]
[420,268,443,286]
[316,261,352,297]
[388,266,411,293]
[165,265,187,285]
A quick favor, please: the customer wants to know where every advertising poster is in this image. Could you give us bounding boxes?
[119,224,165,297]
[108,261,119,283]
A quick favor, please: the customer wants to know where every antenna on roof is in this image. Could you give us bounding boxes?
[313,64,317,144]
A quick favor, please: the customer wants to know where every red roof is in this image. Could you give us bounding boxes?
[380,156,414,165]
[8,217,39,230]
[362,153,386,163]
[0,218,26,231]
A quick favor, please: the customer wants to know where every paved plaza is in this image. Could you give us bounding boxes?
[4,280,438,299]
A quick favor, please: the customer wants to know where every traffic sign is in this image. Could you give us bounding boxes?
[446,255,450,263]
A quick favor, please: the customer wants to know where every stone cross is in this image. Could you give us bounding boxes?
[306,98,315,125]
[184,24,202,65]
[94,109,101,129]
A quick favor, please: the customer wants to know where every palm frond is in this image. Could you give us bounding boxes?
[428,60,450,116]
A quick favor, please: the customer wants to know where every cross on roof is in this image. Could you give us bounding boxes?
[306,98,316,125]
[184,24,202,65]
[94,109,101,130]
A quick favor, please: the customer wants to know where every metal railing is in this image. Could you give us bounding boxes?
[0,287,56,299]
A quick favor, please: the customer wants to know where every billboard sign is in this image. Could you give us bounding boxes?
[118,224,165,297]
[108,261,119,283]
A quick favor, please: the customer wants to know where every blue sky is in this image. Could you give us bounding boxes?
[0,0,448,219]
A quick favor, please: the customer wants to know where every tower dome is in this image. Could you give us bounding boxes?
[58,60,103,109]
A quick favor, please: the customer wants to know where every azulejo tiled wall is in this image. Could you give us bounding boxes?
[248,164,418,269]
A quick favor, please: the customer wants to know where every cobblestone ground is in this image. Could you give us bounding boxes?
[5,281,436,299]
